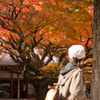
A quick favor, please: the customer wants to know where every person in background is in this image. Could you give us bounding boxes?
[58,45,88,100]
[21,82,26,98]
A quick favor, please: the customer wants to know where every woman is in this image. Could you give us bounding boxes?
[58,45,88,100]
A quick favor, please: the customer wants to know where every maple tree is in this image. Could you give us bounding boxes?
[39,0,93,81]
[0,0,93,100]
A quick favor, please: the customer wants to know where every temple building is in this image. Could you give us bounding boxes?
[0,54,35,100]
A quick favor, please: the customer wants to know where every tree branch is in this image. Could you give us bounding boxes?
[0,65,22,74]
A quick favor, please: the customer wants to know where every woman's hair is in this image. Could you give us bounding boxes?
[73,57,83,65]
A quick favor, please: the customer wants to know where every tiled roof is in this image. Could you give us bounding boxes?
[0,54,18,65]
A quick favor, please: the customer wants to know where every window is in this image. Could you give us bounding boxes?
[0,83,10,99]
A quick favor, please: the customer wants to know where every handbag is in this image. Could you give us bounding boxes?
[45,86,59,100]
[45,75,64,100]
[53,88,59,100]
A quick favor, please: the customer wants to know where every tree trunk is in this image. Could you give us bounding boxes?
[91,0,100,100]
[35,87,48,100]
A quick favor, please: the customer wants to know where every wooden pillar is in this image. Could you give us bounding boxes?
[17,74,20,100]
[11,72,13,98]
[26,83,28,98]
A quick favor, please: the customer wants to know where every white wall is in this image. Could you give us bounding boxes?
[0,70,11,78]
[13,73,23,78]
[0,70,23,78]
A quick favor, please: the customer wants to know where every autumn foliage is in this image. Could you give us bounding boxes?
[0,0,93,100]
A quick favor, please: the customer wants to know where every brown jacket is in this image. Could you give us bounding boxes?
[58,68,87,100]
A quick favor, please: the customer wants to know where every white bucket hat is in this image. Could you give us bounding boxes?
[68,45,85,59]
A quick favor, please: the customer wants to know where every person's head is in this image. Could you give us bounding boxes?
[68,45,85,66]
